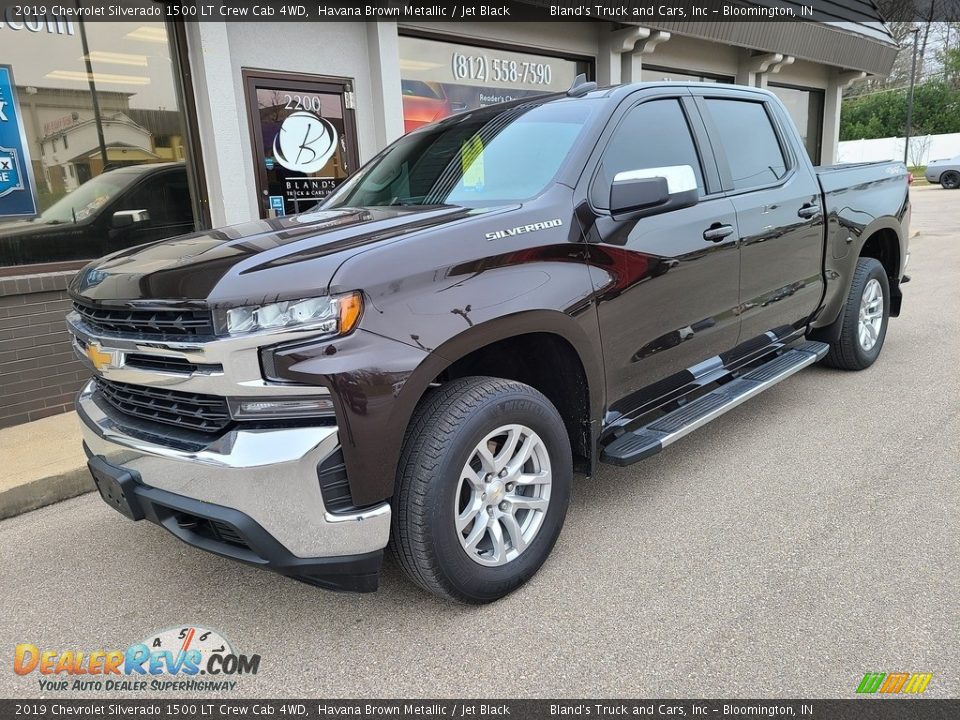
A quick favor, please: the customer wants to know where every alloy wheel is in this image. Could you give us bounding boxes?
[858,277,884,351]
[455,424,552,567]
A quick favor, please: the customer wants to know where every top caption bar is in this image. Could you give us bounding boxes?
[0,0,957,22]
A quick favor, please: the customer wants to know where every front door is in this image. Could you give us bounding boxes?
[243,70,360,218]
[583,96,742,415]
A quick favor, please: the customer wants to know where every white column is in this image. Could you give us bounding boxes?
[821,70,867,165]
[595,43,618,87]
[366,22,404,152]
[184,21,258,226]
[597,26,651,86]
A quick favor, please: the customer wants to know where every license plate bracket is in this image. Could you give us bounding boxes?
[88,455,145,521]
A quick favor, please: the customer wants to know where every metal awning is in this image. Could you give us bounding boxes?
[515,0,900,76]
[637,20,898,76]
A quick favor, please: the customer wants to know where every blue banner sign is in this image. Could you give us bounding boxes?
[0,64,38,219]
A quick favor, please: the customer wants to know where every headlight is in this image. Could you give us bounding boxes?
[220,292,362,337]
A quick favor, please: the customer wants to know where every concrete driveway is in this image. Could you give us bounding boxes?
[1,185,957,699]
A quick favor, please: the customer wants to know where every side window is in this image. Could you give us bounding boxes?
[117,171,191,225]
[592,99,705,209]
[159,172,194,224]
[116,176,160,222]
[705,99,788,190]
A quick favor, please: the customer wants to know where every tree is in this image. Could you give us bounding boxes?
[848,21,918,97]
[942,45,960,85]
[907,132,933,166]
[840,81,960,140]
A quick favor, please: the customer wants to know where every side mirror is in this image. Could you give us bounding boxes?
[610,165,699,220]
[112,209,150,229]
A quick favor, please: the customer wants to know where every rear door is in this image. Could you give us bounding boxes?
[695,90,824,344]
[581,92,742,413]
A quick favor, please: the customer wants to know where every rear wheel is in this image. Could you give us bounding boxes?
[821,257,890,370]
[391,376,572,603]
[941,171,960,189]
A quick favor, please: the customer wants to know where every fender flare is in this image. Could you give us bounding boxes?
[389,309,605,434]
[812,215,904,341]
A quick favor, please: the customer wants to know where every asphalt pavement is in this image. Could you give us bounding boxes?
[1,186,957,699]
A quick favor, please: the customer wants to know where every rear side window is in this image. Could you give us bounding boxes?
[705,99,788,190]
[591,99,705,209]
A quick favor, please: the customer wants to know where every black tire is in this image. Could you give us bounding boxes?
[821,257,890,371]
[941,171,960,189]
[391,376,572,603]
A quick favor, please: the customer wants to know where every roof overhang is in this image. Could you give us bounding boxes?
[635,20,899,76]
[512,1,899,77]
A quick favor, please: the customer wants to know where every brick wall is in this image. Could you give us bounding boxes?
[0,272,88,429]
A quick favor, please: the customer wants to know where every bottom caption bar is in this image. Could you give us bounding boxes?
[2,700,958,719]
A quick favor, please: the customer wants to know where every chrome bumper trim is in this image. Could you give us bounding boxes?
[77,380,390,558]
[66,312,331,398]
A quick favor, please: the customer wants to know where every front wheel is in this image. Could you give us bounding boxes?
[821,257,890,370]
[391,376,572,603]
[941,171,960,189]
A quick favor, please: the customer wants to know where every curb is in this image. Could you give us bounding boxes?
[0,468,93,521]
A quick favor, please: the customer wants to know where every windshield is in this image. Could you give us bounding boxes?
[323,100,594,209]
[37,171,135,225]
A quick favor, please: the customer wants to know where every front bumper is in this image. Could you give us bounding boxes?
[77,380,391,592]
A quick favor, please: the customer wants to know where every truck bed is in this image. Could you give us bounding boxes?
[816,160,908,194]
[813,159,910,335]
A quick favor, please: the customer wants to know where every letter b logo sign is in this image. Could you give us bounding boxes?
[273,111,338,174]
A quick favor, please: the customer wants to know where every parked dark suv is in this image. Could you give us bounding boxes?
[0,162,193,267]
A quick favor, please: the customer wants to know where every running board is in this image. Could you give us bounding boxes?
[600,341,829,467]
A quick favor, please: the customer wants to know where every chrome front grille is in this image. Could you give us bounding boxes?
[66,307,333,428]
[94,377,232,434]
[72,301,214,339]
[123,354,206,375]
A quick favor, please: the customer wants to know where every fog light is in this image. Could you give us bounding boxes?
[230,397,335,420]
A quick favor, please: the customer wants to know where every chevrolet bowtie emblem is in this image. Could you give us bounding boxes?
[85,343,115,371]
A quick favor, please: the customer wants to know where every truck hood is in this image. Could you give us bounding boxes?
[70,205,500,306]
[0,219,81,239]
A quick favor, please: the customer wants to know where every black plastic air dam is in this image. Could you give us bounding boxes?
[83,446,384,593]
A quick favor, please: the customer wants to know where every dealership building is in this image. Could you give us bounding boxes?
[0,2,898,427]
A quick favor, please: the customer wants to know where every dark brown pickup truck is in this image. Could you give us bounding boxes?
[67,81,910,602]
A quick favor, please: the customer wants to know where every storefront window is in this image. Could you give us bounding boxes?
[0,9,198,269]
[398,35,590,133]
[769,84,825,165]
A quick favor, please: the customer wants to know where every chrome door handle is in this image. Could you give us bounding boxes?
[703,224,735,242]
[798,203,821,219]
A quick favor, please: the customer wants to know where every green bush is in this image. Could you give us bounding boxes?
[841,81,960,141]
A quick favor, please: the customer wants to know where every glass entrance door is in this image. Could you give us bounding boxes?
[243,71,359,218]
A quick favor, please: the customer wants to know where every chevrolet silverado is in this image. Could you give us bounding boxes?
[67,81,910,602]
